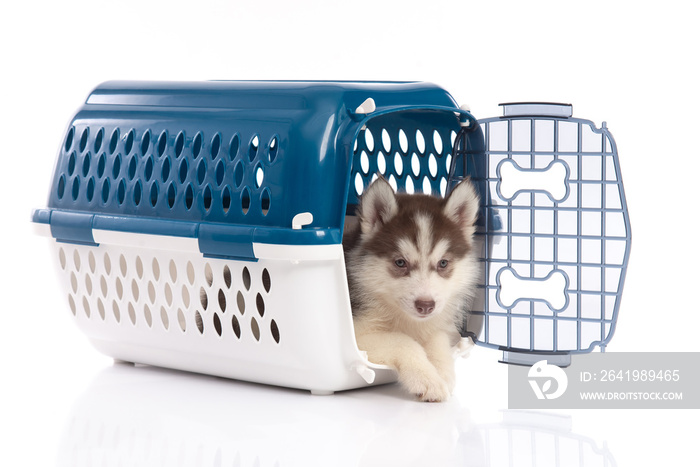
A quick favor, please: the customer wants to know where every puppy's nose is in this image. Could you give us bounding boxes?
[414,299,436,315]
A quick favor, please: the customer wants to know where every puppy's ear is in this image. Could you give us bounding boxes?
[358,177,398,235]
[444,178,480,234]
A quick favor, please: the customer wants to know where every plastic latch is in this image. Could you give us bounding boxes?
[292,212,313,230]
[198,224,256,261]
[49,211,97,246]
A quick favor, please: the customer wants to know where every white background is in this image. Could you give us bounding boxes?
[1,0,698,465]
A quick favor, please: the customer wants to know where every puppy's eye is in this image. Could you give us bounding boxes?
[438,259,449,269]
[394,259,407,268]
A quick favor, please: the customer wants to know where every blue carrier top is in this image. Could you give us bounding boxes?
[33,81,476,260]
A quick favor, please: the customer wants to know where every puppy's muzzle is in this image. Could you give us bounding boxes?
[414,299,436,316]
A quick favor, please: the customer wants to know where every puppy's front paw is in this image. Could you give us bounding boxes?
[401,368,451,402]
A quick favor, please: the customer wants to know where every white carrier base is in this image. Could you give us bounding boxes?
[45,231,403,395]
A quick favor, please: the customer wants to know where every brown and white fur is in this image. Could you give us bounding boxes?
[344,177,480,402]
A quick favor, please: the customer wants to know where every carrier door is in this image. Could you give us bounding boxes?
[463,103,631,367]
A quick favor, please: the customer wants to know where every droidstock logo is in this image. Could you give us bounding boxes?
[528,360,569,400]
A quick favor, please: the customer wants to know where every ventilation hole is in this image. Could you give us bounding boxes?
[109,129,119,154]
[68,295,76,315]
[229,134,240,161]
[112,154,122,178]
[271,320,280,344]
[151,258,160,281]
[88,251,96,273]
[133,181,142,206]
[211,133,221,159]
[440,177,448,197]
[422,176,432,195]
[100,276,108,297]
[394,152,404,176]
[117,179,126,205]
[406,176,415,194]
[113,301,121,322]
[71,178,80,200]
[167,183,176,209]
[115,278,123,299]
[241,187,251,214]
[232,315,241,338]
[187,262,196,285]
[213,314,222,336]
[446,153,452,174]
[377,152,386,174]
[82,153,91,177]
[144,156,154,181]
[428,153,438,178]
[141,130,151,155]
[353,137,358,154]
[160,307,169,330]
[79,128,89,153]
[433,130,443,154]
[261,188,270,216]
[249,135,259,161]
[237,291,245,314]
[144,304,153,327]
[70,272,78,293]
[389,175,399,191]
[234,161,244,187]
[57,175,66,199]
[197,159,206,184]
[200,288,208,310]
[222,186,232,213]
[416,130,426,154]
[103,253,111,275]
[255,164,264,188]
[242,267,251,290]
[175,131,185,158]
[148,281,156,303]
[269,136,278,162]
[67,151,77,176]
[64,127,75,152]
[150,182,158,207]
[364,129,374,153]
[251,318,260,341]
[204,263,213,286]
[215,160,225,185]
[131,279,140,301]
[411,153,420,177]
[256,293,265,317]
[223,266,232,288]
[262,269,271,293]
[354,172,364,195]
[182,285,190,308]
[73,250,81,271]
[82,297,91,318]
[381,128,391,153]
[94,129,105,153]
[169,259,177,281]
[184,184,193,209]
[218,289,226,312]
[195,311,204,334]
[161,157,171,182]
[193,132,203,158]
[125,130,135,155]
[58,248,66,270]
[178,309,186,332]
[128,303,136,325]
[360,151,369,174]
[165,283,173,306]
[127,156,137,180]
[157,130,167,156]
[203,185,213,210]
[97,299,106,320]
[95,154,106,179]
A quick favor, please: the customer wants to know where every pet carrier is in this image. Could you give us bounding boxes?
[32,81,631,393]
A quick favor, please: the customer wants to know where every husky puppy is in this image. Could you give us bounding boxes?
[344,177,480,402]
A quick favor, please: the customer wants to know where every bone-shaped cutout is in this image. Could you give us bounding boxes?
[497,159,569,202]
[497,268,569,312]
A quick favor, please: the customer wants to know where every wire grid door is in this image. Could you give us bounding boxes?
[465,104,631,366]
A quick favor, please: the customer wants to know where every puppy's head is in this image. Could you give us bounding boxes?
[352,177,480,322]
